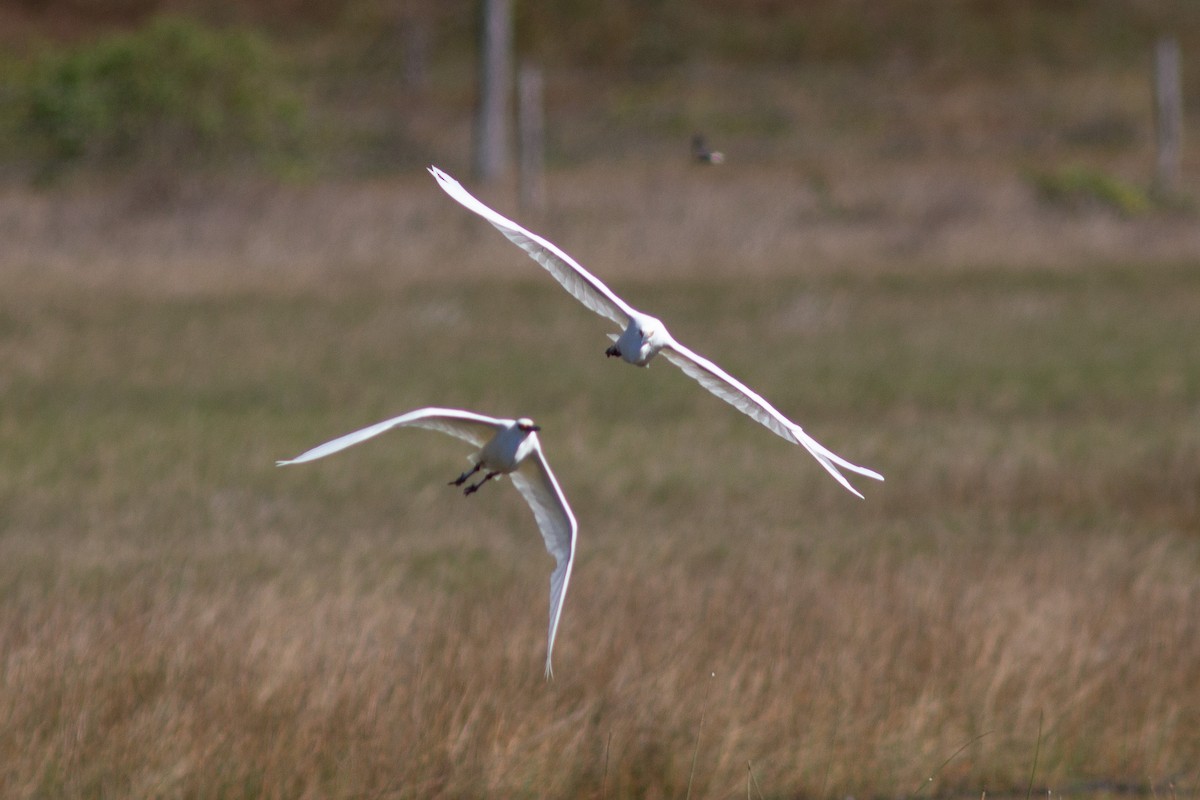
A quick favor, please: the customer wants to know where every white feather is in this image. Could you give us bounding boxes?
[278,407,577,677]
[429,166,635,327]
[429,167,883,497]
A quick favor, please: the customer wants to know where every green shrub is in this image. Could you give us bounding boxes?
[1028,166,1153,217]
[10,16,302,175]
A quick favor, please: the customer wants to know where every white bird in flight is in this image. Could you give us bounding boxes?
[277,407,577,678]
[428,166,883,498]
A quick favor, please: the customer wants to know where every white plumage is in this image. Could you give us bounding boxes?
[278,407,576,678]
[429,166,883,498]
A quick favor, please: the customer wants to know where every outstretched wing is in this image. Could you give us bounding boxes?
[429,165,636,327]
[276,407,507,466]
[659,339,883,498]
[508,442,578,679]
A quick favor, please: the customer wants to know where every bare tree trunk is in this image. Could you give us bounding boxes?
[473,0,512,182]
[1154,36,1183,193]
[518,63,545,212]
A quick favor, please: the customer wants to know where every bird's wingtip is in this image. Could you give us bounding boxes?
[275,460,292,467]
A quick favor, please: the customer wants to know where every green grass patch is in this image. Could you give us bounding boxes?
[1028,165,1154,216]
[4,16,302,178]
[0,254,1198,796]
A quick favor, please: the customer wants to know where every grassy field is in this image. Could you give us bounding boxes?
[2,4,1200,795]
[0,154,1197,798]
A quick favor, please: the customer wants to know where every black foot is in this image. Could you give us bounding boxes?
[450,464,481,487]
[605,346,621,358]
[463,472,498,496]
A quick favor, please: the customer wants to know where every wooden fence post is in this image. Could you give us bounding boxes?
[1154,36,1183,193]
[518,63,545,212]
[473,0,512,181]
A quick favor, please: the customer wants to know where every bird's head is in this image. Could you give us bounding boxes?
[516,418,541,433]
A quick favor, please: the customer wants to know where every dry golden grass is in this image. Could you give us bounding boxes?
[1,64,1198,799]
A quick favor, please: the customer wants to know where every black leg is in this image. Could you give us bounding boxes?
[463,471,499,496]
[450,463,482,486]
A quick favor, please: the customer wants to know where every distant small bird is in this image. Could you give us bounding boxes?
[429,167,883,498]
[277,407,577,678]
[691,134,725,164]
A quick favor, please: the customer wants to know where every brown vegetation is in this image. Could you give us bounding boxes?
[2,152,1198,795]
[0,9,1198,798]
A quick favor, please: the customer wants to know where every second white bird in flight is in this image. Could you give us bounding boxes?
[429,166,883,498]
[277,407,576,678]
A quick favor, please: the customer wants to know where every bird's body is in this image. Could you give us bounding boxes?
[476,416,540,470]
[606,311,669,367]
[691,133,725,165]
[428,166,883,498]
[452,413,545,492]
[277,407,576,678]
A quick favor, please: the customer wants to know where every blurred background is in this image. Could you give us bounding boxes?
[0,0,1197,280]
[0,2,1198,798]
[1,1,1197,184]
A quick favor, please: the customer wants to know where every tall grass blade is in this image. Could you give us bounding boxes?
[747,760,765,800]
[1026,711,1044,800]
[685,672,715,800]
[912,731,994,798]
